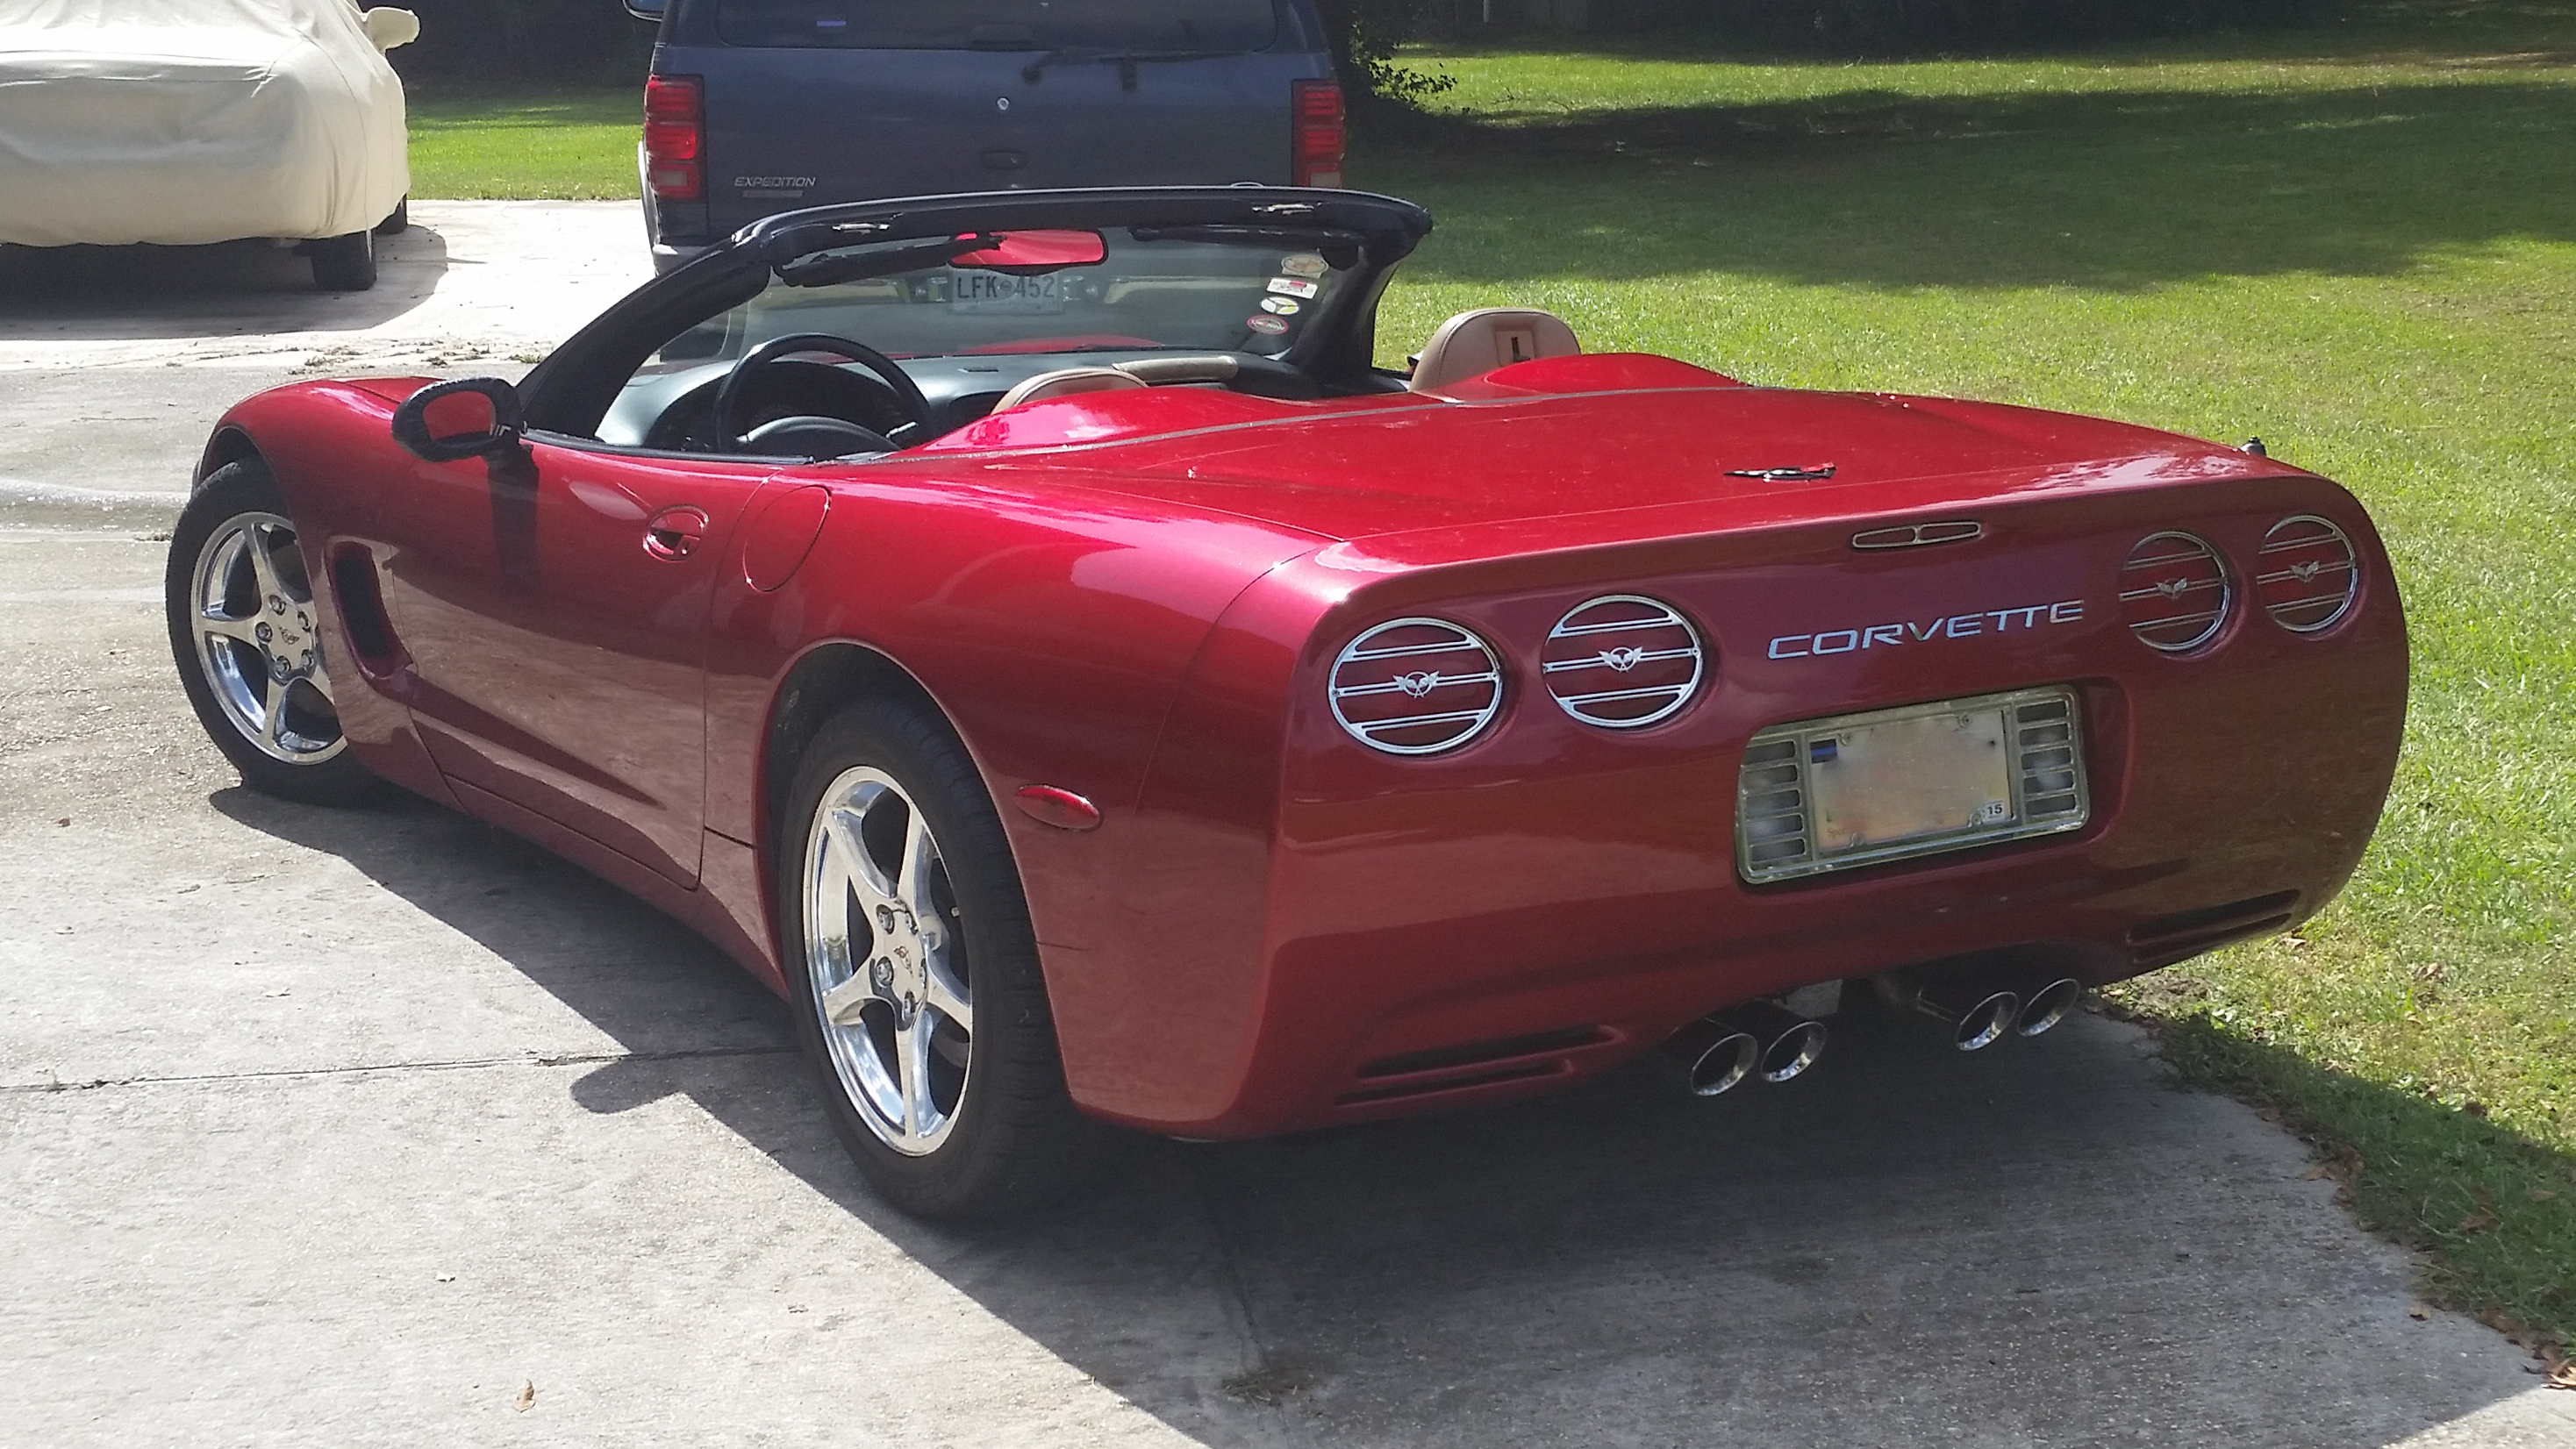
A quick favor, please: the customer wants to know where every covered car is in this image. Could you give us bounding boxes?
[0,0,418,289]
[162,188,2408,1218]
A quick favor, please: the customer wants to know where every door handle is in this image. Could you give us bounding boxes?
[642,506,709,561]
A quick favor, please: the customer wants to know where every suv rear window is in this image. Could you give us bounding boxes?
[714,0,1281,50]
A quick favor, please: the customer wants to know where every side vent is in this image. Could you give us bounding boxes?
[2255,515,2359,633]
[1540,594,1705,729]
[2119,532,2231,653]
[1328,617,1505,755]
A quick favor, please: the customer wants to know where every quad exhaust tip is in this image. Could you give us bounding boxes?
[2014,977,2084,1038]
[1906,979,2021,1052]
[1661,998,1829,1095]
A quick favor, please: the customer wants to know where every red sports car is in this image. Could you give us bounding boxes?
[165,188,2408,1217]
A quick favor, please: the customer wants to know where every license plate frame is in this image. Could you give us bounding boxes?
[1735,687,2090,884]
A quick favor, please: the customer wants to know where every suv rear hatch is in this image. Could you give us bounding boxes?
[648,0,1334,249]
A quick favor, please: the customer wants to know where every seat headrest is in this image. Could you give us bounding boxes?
[1408,308,1582,393]
[993,366,1149,412]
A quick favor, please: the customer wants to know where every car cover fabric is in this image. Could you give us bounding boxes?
[0,0,409,246]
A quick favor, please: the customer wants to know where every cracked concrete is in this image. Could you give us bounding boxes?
[3,203,2572,1448]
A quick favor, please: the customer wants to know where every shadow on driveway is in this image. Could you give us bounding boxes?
[213,784,2548,1447]
[0,224,449,342]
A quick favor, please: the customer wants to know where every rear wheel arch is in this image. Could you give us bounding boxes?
[761,642,982,910]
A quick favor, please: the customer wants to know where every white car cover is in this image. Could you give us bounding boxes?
[0,0,411,247]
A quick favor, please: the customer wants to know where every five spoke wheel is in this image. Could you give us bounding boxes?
[187,510,345,765]
[803,766,974,1156]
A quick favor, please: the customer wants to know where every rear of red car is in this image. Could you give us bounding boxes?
[1034,389,2405,1137]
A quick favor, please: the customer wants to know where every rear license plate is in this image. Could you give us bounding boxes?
[1736,687,2090,883]
[948,270,1064,315]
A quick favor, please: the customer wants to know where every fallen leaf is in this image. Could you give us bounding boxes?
[2408,1304,2430,1320]
[2301,1165,2333,1181]
[434,1272,454,1283]
[54,817,70,827]
[513,1381,534,1413]
[2411,961,2444,982]
[2455,1207,2498,1234]
[2529,1188,2558,1202]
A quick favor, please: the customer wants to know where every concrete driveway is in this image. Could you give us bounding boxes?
[4,203,2572,1448]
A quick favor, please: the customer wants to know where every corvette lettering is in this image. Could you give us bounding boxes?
[1768,600,2085,659]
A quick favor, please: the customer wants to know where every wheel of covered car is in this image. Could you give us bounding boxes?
[164,460,376,804]
[373,197,409,237]
[310,230,376,291]
[778,698,1104,1218]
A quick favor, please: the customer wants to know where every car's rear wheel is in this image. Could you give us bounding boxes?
[373,197,409,237]
[164,460,376,805]
[777,698,1106,1218]
[310,230,376,291]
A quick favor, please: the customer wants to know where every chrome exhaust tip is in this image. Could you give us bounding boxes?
[1714,999,1828,1083]
[1660,1017,1763,1097]
[2014,978,2084,1038]
[1904,979,2020,1052]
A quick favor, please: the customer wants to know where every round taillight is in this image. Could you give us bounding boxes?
[2118,532,2231,653]
[1328,617,1505,755]
[2255,514,2358,633]
[1541,595,1704,729]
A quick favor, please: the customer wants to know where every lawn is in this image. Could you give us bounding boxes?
[404,0,2574,1346]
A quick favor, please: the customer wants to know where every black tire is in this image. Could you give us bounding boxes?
[373,197,409,237]
[310,229,376,290]
[775,697,1109,1218]
[165,459,379,806]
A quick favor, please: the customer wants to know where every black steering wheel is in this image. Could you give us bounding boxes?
[712,332,937,455]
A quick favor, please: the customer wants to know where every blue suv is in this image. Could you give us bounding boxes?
[626,0,1345,268]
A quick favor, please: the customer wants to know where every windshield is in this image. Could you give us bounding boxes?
[713,0,1279,50]
[652,226,1356,368]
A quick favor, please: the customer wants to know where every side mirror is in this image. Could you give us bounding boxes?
[391,377,526,463]
[625,0,669,19]
[359,7,419,50]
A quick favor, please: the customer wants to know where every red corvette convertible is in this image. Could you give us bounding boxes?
[166,188,2407,1217]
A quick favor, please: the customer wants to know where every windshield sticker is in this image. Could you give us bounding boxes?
[1265,276,1319,299]
[1259,296,1301,315]
[1245,314,1289,335]
[1278,253,1328,278]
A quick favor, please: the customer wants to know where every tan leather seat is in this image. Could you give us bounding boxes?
[992,366,1148,412]
[1408,308,1581,393]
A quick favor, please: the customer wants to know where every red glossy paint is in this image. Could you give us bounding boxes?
[207,350,2407,1138]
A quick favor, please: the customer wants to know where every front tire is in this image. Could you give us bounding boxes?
[164,460,377,805]
[373,197,409,237]
[776,698,1106,1218]
[310,229,376,291]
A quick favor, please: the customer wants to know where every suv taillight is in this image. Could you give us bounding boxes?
[643,75,704,202]
[1292,79,1344,189]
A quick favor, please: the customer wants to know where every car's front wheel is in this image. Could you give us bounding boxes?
[164,460,376,804]
[776,698,1106,1218]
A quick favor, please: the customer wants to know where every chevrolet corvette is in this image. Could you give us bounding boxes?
[164,187,2408,1217]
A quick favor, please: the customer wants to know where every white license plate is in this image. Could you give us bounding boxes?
[1807,708,2014,856]
[948,270,1064,315]
[1735,688,2089,883]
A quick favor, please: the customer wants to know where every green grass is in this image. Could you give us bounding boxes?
[400,1,2574,1342]
[407,89,641,199]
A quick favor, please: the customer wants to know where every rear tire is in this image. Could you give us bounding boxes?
[775,697,1108,1219]
[373,197,409,237]
[310,230,376,291]
[165,460,378,805]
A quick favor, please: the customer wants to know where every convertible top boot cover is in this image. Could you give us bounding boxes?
[0,0,408,246]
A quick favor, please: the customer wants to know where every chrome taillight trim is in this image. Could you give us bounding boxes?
[2118,531,2232,653]
[1541,594,1706,729]
[1328,617,1505,755]
[2256,514,2359,633]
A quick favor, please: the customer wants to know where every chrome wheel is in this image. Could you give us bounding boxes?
[801,767,973,1157]
[187,511,344,765]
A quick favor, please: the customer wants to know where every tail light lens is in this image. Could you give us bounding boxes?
[1542,595,1705,728]
[643,74,704,201]
[1292,79,1345,189]
[1329,617,1504,755]
[2118,532,2231,653]
[2255,514,2359,632]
